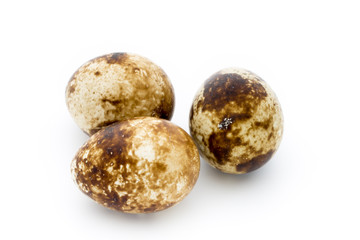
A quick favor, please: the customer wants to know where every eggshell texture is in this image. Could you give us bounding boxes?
[71,117,200,213]
[189,68,283,174]
[65,53,175,135]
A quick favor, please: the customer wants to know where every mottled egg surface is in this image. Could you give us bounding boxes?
[189,68,283,174]
[66,53,175,135]
[71,117,200,213]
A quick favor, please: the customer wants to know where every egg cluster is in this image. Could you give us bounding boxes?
[66,53,283,214]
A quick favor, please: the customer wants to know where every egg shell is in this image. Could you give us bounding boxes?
[189,68,283,174]
[71,117,200,213]
[65,53,175,135]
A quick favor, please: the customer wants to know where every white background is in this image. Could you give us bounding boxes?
[1,0,359,239]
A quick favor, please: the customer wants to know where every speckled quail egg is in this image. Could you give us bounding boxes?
[71,117,200,213]
[65,53,175,135]
[189,68,283,174]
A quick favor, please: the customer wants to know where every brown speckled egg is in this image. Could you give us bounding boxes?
[65,53,175,135]
[189,68,283,174]
[71,117,200,213]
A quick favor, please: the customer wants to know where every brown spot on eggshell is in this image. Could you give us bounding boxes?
[65,52,175,135]
[189,68,283,174]
[106,52,128,65]
[71,117,200,213]
[101,98,122,106]
[236,149,274,173]
[68,84,75,94]
[201,72,267,112]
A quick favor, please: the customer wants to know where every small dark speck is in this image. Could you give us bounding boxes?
[68,85,75,94]
[268,132,274,140]
[91,166,98,174]
[94,71,101,76]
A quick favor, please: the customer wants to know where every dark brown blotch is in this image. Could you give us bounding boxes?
[189,104,195,121]
[119,195,128,205]
[106,52,127,65]
[101,191,129,211]
[89,120,121,135]
[208,131,242,165]
[74,156,112,200]
[268,132,274,140]
[149,161,168,185]
[104,191,120,207]
[201,72,267,113]
[101,98,122,106]
[94,71,101,76]
[254,117,272,130]
[96,124,132,156]
[68,84,76,94]
[236,149,274,173]
[153,104,172,119]
[75,122,141,211]
[157,74,175,120]
[229,113,253,122]
[152,91,175,120]
[143,204,159,213]
[91,166,99,174]
[154,162,167,172]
